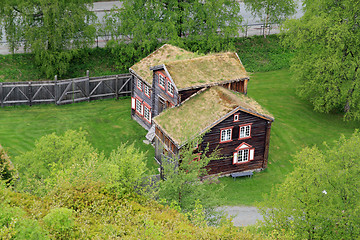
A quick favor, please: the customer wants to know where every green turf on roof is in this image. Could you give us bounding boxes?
[153,86,273,145]
[165,52,248,90]
[130,44,198,85]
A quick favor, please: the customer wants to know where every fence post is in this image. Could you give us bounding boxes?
[115,75,119,99]
[54,75,59,105]
[86,70,90,102]
[28,81,32,106]
[0,82,3,107]
[72,79,75,103]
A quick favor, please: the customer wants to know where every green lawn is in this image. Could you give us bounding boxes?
[1,68,359,206]
[217,69,360,206]
[0,98,158,174]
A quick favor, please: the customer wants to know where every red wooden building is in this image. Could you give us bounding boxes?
[152,86,274,175]
[129,44,273,175]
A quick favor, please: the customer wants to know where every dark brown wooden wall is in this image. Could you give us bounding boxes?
[220,80,247,94]
[199,110,271,175]
[152,70,179,118]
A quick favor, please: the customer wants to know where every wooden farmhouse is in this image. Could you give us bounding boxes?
[129,44,274,176]
[129,44,249,130]
[153,86,274,175]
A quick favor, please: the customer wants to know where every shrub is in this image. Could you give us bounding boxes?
[43,208,75,240]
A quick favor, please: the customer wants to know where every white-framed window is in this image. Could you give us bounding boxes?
[238,149,249,162]
[220,128,232,142]
[144,105,151,122]
[159,74,165,89]
[135,98,143,115]
[233,143,255,164]
[136,79,142,91]
[239,125,251,139]
[167,81,174,96]
[144,85,151,98]
[234,114,239,122]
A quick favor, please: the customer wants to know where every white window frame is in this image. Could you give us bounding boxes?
[220,128,232,142]
[144,84,151,98]
[135,98,143,115]
[239,124,251,139]
[167,80,174,96]
[136,79,142,91]
[238,149,249,163]
[233,143,255,164]
[143,105,151,122]
[234,114,239,122]
[159,74,165,89]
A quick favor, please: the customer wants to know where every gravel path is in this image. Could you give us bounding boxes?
[217,206,264,227]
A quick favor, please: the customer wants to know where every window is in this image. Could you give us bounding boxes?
[238,149,249,162]
[135,98,142,115]
[220,128,232,142]
[144,105,151,122]
[136,79,142,91]
[159,74,165,89]
[233,143,255,164]
[239,124,251,139]
[144,85,151,98]
[234,114,239,122]
[167,81,174,96]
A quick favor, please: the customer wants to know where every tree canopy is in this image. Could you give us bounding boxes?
[282,0,360,119]
[102,0,242,53]
[259,131,360,239]
[1,0,96,77]
[244,0,296,37]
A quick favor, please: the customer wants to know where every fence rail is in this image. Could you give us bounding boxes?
[0,72,132,107]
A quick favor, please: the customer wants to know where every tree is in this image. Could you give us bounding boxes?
[14,130,102,195]
[158,137,222,223]
[0,145,16,186]
[259,131,360,239]
[1,0,96,77]
[282,0,360,119]
[102,0,242,53]
[244,0,296,38]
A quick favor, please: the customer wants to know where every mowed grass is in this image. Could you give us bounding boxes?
[0,98,158,174]
[217,69,360,206]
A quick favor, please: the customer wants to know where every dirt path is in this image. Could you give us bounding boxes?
[217,206,264,227]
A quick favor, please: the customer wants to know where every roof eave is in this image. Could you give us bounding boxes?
[129,68,152,86]
[178,77,249,91]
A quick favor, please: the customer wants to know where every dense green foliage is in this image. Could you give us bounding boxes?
[0,146,16,185]
[159,138,222,222]
[282,0,360,119]
[14,130,149,198]
[0,35,293,82]
[259,132,360,239]
[0,99,158,174]
[244,0,296,37]
[0,131,261,239]
[1,0,96,77]
[103,0,242,53]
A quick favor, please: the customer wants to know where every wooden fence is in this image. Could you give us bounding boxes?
[0,72,132,107]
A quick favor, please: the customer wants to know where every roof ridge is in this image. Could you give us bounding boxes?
[164,51,236,66]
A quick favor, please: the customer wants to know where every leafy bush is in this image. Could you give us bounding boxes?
[43,208,75,240]
[0,145,17,185]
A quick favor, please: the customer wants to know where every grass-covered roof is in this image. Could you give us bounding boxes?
[130,44,198,85]
[153,86,273,146]
[165,52,248,90]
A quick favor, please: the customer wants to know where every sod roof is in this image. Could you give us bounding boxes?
[165,52,249,90]
[153,86,274,146]
[130,44,198,85]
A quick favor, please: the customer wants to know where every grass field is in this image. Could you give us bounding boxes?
[216,69,360,206]
[0,98,158,174]
[1,68,359,206]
